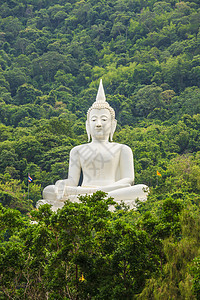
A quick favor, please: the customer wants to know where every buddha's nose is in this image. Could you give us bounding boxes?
[96,120,102,127]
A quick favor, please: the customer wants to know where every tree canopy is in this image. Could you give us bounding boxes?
[0,0,200,298]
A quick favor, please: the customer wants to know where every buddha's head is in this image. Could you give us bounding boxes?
[86,79,117,142]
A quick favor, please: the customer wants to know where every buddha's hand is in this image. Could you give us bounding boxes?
[100,183,131,192]
[55,180,67,200]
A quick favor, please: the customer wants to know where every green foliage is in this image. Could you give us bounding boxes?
[0,173,35,213]
[14,83,42,105]
[1,191,200,298]
[138,203,200,300]
[0,0,200,297]
[0,0,199,126]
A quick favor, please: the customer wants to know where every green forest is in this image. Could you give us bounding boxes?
[0,0,200,298]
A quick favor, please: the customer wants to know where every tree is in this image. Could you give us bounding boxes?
[32,52,76,81]
[15,84,42,105]
[0,192,159,299]
[0,149,18,172]
[133,84,163,117]
[161,54,191,93]
[172,87,200,118]
[0,16,23,42]
[4,68,27,96]
[0,174,32,212]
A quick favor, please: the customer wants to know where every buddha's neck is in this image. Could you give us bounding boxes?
[91,138,110,144]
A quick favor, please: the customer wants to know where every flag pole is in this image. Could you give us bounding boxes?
[28,173,30,202]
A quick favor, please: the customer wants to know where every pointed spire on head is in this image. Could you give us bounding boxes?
[87,78,115,121]
[96,79,106,103]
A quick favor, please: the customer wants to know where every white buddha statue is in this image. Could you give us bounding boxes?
[37,80,149,211]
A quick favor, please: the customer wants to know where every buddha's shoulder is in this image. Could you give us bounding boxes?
[106,143,132,156]
[111,142,132,151]
[70,143,90,154]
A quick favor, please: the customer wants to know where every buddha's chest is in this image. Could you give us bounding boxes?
[79,144,121,172]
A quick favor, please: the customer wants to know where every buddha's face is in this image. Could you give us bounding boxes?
[88,108,112,141]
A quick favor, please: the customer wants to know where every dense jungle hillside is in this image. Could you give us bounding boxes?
[0,0,200,298]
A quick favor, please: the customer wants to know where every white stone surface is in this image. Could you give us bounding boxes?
[37,80,149,211]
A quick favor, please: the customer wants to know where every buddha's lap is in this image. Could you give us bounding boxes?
[43,183,148,201]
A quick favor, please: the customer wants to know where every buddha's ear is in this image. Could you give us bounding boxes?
[110,119,117,141]
[86,121,91,142]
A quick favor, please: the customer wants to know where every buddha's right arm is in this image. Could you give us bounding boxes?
[55,147,81,196]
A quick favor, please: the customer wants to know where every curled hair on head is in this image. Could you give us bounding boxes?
[87,102,115,121]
